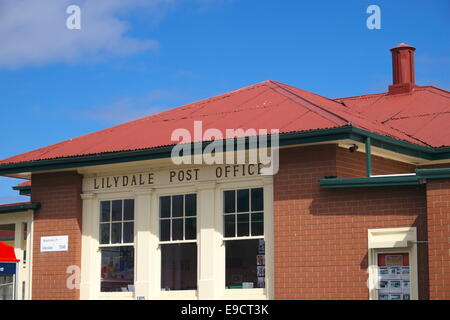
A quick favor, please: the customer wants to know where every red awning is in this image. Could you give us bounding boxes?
[0,241,19,262]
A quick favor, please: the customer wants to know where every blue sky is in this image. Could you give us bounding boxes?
[0,0,449,204]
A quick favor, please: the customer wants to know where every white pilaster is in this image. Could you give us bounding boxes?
[134,189,153,300]
[262,176,275,299]
[80,193,96,299]
[196,181,219,299]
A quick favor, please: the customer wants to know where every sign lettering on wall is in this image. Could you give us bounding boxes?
[85,163,265,192]
[40,235,69,252]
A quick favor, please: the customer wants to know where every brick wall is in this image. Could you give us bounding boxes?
[273,145,428,299]
[31,171,82,300]
[426,178,450,299]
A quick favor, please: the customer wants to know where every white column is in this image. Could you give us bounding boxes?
[263,176,275,300]
[197,182,220,300]
[80,193,96,299]
[134,189,153,300]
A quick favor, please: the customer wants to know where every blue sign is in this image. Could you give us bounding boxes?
[0,262,16,275]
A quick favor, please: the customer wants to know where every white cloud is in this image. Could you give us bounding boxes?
[0,0,174,68]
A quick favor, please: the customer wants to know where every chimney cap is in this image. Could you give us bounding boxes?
[390,43,416,51]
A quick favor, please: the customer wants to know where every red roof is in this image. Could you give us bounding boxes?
[0,80,448,166]
[337,86,450,148]
[0,201,35,208]
[17,181,31,187]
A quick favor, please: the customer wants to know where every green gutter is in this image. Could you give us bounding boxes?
[0,126,449,175]
[320,175,422,188]
[0,203,40,214]
[415,168,450,179]
[319,168,450,189]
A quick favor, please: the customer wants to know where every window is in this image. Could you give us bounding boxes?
[160,194,197,291]
[99,199,135,292]
[224,188,265,289]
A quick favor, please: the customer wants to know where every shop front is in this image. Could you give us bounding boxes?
[79,162,274,300]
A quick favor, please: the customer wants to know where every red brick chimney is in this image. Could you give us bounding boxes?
[388,43,416,94]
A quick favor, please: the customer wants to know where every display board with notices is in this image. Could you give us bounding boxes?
[256,239,265,288]
[377,253,410,300]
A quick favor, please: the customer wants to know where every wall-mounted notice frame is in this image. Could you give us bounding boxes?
[377,253,410,300]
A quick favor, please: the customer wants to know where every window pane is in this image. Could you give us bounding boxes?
[123,222,134,243]
[224,190,235,213]
[251,188,264,212]
[251,213,264,236]
[99,223,110,244]
[237,214,249,237]
[224,215,236,238]
[172,218,183,241]
[185,194,197,217]
[111,223,122,244]
[160,196,171,218]
[161,243,197,290]
[124,199,134,220]
[160,220,170,241]
[101,246,134,292]
[237,189,249,212]
[225,239,265,289]
[185,218,196,240]
[172,195,184,217]
[100,201,110,222]
[112,200,122,221]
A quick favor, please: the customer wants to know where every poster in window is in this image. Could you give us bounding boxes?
[256,254,265,266]
[257,266,265,277]
[257,277,265,288]
[388,267,401,279]
[386,255,403,266]
[389,280,401,293]
[379,280,389,294]
[379,267,389,280]
[402,281,410,293]
[402,294,410,300]
[389,294,401,300]
[401,267,410,280]
[258,240,265,254]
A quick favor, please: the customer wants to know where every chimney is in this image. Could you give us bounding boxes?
[388,43,416,94]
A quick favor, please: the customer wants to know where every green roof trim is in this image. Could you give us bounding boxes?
[12,185,31,196]
[319,175,422,188]
[0,126,449,175]
[0,203,40,214]
[319,168,450,189]
[415,168,450,179]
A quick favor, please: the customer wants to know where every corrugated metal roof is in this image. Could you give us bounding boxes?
[0,80,448,166]
[338,86,450,147]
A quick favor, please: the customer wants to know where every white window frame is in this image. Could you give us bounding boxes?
[367,227,419,300]
[94,193,136,299]
[158,192,198,292]
[217,178,273,299]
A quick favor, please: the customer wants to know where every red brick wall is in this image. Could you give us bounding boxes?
[273,145,428,299]
[31,171,82,300]
[426,178,450,299]
[336,146,415,177]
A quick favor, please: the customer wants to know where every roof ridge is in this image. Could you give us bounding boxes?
[266,81,350,126]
